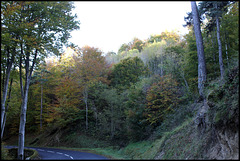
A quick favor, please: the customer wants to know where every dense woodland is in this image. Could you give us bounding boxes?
[1,1,239,159]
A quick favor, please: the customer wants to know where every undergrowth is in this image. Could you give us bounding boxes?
[1,142,13,160]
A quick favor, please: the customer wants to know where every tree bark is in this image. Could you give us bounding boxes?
[85,98,88,131]
[211,28,217,64]
[18,49,38,160]
[18,78,30,160]
[1,48,14,139]
[216,15,225,81]
[1,61,5,98]
[83,87,89,132]
[224,31,229,69]
[160,57,163,77]
[40,83,43,129]
[20,44,24,99]
[1,76,13,139]
[180,71,189,92]
[214,2,225,81]
[191,1,207,97]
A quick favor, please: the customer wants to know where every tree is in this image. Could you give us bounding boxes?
[1,65,17,138]
[100,89,120,140]
[164,45,190,93]
[125,78,151,141]
[1,48,15,139]
[221,1,239,63]
[109,56,148,89]
[182,28,199,94]
[140,40,167,77]
[198,1,231,81]
[146,75,180,127]
[118,37,144,54]
[35,49,83,130]
[191,1,207,98]
[2,74,22,136]
[105,51,117,65]
[130,37,145,52]
[87,82,109,133]
[1,1,19,139]
[74,46,108,131]
[147,30,180,45]
[118,43,130,54]
[1,1,80,159]
[30,65,49,130]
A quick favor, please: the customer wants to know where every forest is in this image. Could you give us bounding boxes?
[1,1,239,160]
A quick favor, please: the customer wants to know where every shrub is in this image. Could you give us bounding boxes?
[146,75,180,127]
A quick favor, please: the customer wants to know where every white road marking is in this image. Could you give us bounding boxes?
[47,150,54,153]
[38,149,45,151]
[25,147,74,160]
[64,154,69,157]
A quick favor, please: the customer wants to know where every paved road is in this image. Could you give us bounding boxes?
[5,145,109,160]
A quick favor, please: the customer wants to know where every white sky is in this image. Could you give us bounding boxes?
[68,1,192,54]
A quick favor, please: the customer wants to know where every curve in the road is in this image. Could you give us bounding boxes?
[5,146,109,160]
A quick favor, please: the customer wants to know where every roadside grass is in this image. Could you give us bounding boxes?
[83,117,195,160]
[120,141,154,159]
[159,120,201,159]
[121,117,194,159]
[62,132,111,148]
[82,147,126,159]
[1,142,40,160]
[35,117,195,160]
[1,142,13,160]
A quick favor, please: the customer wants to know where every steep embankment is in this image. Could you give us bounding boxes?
[205,65,239,159]
[118,66,239,160]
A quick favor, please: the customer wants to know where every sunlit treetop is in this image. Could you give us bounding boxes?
[1,1,80,59]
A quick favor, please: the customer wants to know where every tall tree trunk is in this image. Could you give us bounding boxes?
[210,30,218,78]
[18,78,30,160]
[1,76,13,139]
[18,49,38,160]
[83,87,89,132]
[1,61,5,98]
[224,31,230,70]
[40,83,43,130]
[180,71,189,92]
[91,101,98,130]
[1,48,14,139]
[216,14,225,81]
[191,1,207,98]
[160,57,163,77]
[19,44,24,99]
[85,98,88,131]
[211,28,216,64]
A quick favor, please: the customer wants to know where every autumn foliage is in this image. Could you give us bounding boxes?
[146,75,180,126]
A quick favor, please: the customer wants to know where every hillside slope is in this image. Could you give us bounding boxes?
[118,65,239,160]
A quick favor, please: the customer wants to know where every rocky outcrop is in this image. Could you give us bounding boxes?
[207,127,239,159]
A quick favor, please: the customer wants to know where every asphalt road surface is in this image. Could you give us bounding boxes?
[5,145,109,160]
